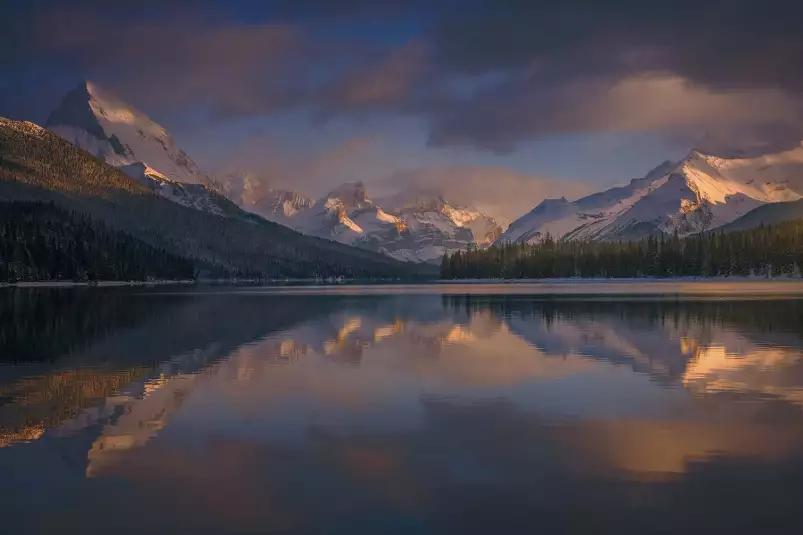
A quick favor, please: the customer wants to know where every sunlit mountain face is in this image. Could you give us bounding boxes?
[3,286,803,533]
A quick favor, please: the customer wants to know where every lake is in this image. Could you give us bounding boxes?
[2,282,803,534]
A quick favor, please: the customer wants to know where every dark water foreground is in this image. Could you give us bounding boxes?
[2,282,803,534]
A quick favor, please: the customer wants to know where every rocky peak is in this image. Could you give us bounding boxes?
[45,81,107,141]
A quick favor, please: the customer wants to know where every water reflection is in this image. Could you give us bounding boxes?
[2,286,803,534]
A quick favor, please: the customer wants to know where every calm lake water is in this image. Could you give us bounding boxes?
[3,282,803,534]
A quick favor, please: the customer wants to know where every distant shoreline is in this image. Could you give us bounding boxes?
[4,276,803,289]
[437,276,803,283]
[0,280,196,288]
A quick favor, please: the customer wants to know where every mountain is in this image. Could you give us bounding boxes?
[500,143,803,243]
[43,82,500,263]
[0,201,195,282]
[0,117,418,279]
[220,171,314,224]
[718,198,803,232]
[45,81,232,216]
[284,182,505,263]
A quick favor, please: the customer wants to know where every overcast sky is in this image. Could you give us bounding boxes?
[2,0,802,219]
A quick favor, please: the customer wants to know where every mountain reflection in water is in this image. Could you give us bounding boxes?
[2,285,803,534]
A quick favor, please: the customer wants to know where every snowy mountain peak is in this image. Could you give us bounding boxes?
[46,82,114,146]
[323,181,370,207]
[83,81,170,141]
[499,141,803,244]
[220,171,314,223]
[378,186,449,212]
[45,81,236,217]
[222,178,503,263]
[47,80,207,185]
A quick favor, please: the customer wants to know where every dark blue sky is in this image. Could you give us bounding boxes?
[2,0,802,218]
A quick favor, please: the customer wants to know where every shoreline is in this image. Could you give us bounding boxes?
[3,276,803,289]
[436,275,803,283]
[0,279,197,288]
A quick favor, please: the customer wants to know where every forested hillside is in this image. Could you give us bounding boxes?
[719,198,803,233]
[0,201,195,282]
[0,118,414,279]
[442,219,803,279]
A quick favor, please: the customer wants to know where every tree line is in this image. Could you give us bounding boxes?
[0,201,195,282]
[441,218,803,279]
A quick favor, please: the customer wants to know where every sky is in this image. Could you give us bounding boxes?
[2,0,803,221]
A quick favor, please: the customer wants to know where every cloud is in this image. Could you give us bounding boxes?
[383,166,591,221]
[5,0,803,154]
[431,0,803,91]
[27,11,311,117]
[17,6,431,122]
[217,132,589,220]
[421,0,803,151]
[427,74,803,152]
[218,135,380,198]
[316,40,432,112]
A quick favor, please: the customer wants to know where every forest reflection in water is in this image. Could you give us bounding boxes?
[2,285,803,534]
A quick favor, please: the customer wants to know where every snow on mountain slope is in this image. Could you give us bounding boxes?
[378,186,505,244]
[220,171,314,223]
[218,172,502,262]
[119,162,228,216]
[500,144,803,243]
[47,82,206,182]
[46,81,233,216]
[501,161,675,243]
[273,182,505,262]
[292,182,380,243]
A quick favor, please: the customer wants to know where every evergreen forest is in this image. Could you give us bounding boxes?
[441,219,803,279]
[0,201,195,282]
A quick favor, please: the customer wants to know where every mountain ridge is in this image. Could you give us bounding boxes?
[0,116,417,279]
[45,81,233,217]
[499,143,803,244]
[220,173,506,263]
[44,82,502,263]
[283,181,506,263]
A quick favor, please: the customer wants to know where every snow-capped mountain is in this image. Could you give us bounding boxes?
[378,187,506,247]
[41,82,501,262]
[46,81,231,216]
[272,182,505,263]
[500,143,803,243]
[220,171,314,223]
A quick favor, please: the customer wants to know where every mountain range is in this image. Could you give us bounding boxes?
[42,81,505,263]
[501,144,803,243]
[0,117,415,279]
[4,80,803,273]
[220,174,505,262]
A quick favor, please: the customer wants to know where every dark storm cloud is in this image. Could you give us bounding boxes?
[423,0,803,150]
[432,0,803,89]
[2,0,803,151]
[0,1,436,120]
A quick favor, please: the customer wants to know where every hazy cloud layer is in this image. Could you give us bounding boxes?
[217,136,384,198]
[382,167,592,222]
[217,133,589,220]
